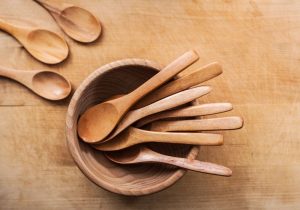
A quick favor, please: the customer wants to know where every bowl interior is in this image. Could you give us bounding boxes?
[66,59,199,196]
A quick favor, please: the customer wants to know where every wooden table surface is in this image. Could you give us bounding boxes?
[1,0,299,209]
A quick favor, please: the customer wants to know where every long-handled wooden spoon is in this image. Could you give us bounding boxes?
[78,50,199,143]
[136,103,233,127]
[35,0,101,43]
[100,86,211,143]
[0,66,71,100]
[93,127,223,151]
[148,116,244,132]
[105,146,232,176]
[133,62,222,109]
[0,17,68,64]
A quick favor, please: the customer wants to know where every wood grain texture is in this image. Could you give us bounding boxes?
[66,59,200,195]
[35,0,102,43]
[105,146,232,176]
[148,116,244,132]
[1,0,300,209]
[95,126,223,151]
[0,16,68,64]
[136,103,233,127]
[134,61,222,108]
[0,66,71,100]
[100,86,211,143]
[77,50,199,143]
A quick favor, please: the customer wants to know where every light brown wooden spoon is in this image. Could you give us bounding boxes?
[136,103,233,127]
[35,0,101,43]
[0,17,68,64]
[133,62,222,109]
[100,86,211,143]
[0,66,71,100]
[105,146,232,176]
[148,116,244,132]
[78,50,199,143]
[93,127,223,151]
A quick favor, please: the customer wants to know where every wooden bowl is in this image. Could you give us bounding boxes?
[66,59,199,196]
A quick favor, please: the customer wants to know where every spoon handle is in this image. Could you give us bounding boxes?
[108,86,211,140]
[95,127,224,151]
[136,103,233,127]
[133,62,222,109]
[155,154,232,176]
[0,66,33,87]
[134,128,223,145]
[126,50,199,106]
[0,17,20,35]
[149,116,244,132]
[34,0,68,12]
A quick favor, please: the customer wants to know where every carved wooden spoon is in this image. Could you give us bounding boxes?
[136,103,233,127]
[148,116,244,132]
[105,146,232,176]
[100,86,211,143]
[133,62,223,109]
[0,17,68,64]
[93,127,223,151]
[78,50,199,143]
[0,66,71,100]
[35,0,101,43]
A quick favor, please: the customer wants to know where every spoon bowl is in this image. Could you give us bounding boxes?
[32,71,71,100]
[26,29,69,64]
[0,66,71,100]
[66,59,200,196]
[0,18,69,64]
[58,6,101,42]
[35,0,101,43]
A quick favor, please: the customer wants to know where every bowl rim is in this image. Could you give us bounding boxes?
[66,58,200,196]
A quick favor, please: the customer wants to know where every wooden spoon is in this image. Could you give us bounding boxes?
[136,103,233,127]
[133,62,223,109]
[0,66,71,100]
[100,86,211,143]
[93,127,223,151]
[105,146,232,176]
[0,17,68,64]
[78,50,199,143]
[148,116,244,132]
[35,0,101,43]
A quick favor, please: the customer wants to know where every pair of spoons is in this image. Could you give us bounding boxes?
[0,0,101,64]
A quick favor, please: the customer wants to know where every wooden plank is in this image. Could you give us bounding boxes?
[0,0,300,209]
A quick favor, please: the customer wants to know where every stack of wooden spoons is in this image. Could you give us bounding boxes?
[77,50,243,177]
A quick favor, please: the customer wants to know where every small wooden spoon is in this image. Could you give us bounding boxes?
[100,86,211,143]
[78,50,199,143]
[0,17,68,64]
[148,116,244,132]
[35,0,101,43]
[136,103,233,127]
[133,62,223,109]
[105,146,232,176]
[93,127,223,151]
[0,66,71,100]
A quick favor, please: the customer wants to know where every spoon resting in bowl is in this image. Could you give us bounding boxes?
[105,146,232,176]
[77,50,199,143]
